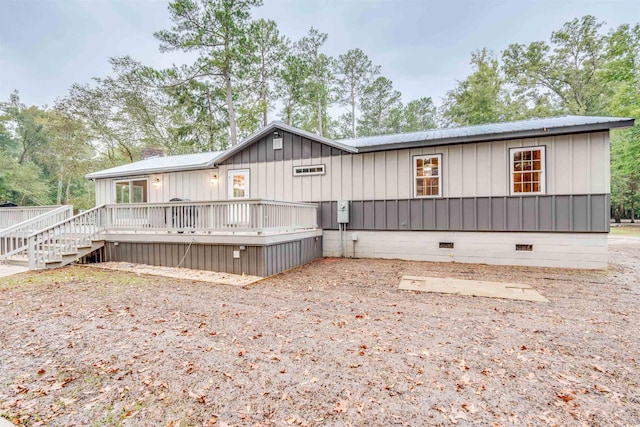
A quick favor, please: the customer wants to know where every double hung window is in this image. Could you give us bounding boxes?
[414,154,442,198]
[510,147,546,195]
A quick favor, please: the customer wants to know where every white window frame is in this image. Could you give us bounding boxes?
[113,178,149,204]
[509,146,546,196]
[413,154,442,198]
[293,164,326,176]
[227,169,251,199]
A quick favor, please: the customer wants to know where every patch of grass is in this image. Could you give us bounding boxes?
[610,226,640,237]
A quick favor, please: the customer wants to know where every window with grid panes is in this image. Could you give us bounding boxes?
[510,146,545,195]
[414,154,442,197]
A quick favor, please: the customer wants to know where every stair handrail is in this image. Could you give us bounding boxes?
[0,205,74,260]
[27,205,107,270]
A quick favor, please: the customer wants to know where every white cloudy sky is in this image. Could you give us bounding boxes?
[1,0,638,114]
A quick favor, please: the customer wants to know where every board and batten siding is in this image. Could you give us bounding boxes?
[95,169,225,205]
[93,129,609,206]
[215,130,610,202]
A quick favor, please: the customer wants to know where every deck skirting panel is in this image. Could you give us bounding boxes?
[95,235,322,277]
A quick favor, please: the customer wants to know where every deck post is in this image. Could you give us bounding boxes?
[257,203,264,234]
[27,235,36,270]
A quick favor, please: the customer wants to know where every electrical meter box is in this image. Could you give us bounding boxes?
[337,200,350,223]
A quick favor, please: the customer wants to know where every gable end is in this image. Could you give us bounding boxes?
[220,129,351,166]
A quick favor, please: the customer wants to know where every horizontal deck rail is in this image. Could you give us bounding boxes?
[0,205,74,260]
[103,199,318,234]
[0,205,63,230]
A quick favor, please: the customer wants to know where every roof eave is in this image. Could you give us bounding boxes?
[85,161,219,180]
[355,119,635,153]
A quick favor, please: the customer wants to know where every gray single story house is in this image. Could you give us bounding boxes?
[79,115,634,272]
[1,115,632,274]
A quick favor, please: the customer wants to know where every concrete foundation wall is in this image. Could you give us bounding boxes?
[323,230,608,269]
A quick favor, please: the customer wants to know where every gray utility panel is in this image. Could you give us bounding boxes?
[337,200,350,224]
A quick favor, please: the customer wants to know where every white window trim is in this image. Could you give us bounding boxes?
[509,146,546,196]
[113,178,149,204]
[293,164,326,176]
[227,169,251,199]
[413,154,442,198]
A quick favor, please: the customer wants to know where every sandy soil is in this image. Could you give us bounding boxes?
[87,262,263,287]
[0,236,638,426]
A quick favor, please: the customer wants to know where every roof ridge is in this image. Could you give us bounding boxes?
[337,114,584,142]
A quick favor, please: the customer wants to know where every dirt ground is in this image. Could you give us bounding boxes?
[1,236,639,426]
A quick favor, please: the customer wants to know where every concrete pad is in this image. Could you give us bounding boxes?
[0,263,28,279]
[85,262,263,287]
[399,275,549,302]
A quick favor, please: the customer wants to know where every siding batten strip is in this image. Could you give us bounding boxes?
[587,194,592,231]
[535,196,539,231]
[503,197,507,230]
[519,197,523,231]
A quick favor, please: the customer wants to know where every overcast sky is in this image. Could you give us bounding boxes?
[1,0,638,116]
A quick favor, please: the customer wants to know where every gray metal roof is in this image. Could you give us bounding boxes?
[339,115,634,151]
[85,151,224,179]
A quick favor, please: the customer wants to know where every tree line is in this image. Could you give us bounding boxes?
[0,1,638,218]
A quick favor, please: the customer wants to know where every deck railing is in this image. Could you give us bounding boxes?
[27,205,105,270]
[103,199,318,234]
[0,205,63,230]
[17,200,317,270]
[0,205,74,260]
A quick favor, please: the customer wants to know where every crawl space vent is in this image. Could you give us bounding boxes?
[439,242,454,249]
[515,244,533,252]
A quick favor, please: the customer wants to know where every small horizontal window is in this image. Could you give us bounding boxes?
[439,242,454,249]
[515,244,533,252]
[293,165,325,176]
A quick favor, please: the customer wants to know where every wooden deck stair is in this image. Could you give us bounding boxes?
[0,205,107,271]
[6,240,104,269]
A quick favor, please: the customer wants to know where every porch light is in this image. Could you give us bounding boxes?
[152,177,162,186]
[210,174,218,184]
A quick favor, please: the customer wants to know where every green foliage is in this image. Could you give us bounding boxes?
[402,97,437,132]
[441,48,510,126]
[248,18,289,127]
[358,77,402,136]
[334,48,381,138]
[276,54,313,128]
[296,27,335,136]
[0,91,97,207]
[605,23,640,220]
[503,15,610,115]
[155,0,263,146]
[2,10,638,219]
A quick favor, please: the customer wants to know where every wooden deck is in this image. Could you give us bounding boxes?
[2,200,322,276]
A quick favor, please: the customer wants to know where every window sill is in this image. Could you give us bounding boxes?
[510,192,546,196]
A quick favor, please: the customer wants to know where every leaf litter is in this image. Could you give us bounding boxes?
[0,237,638,425]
